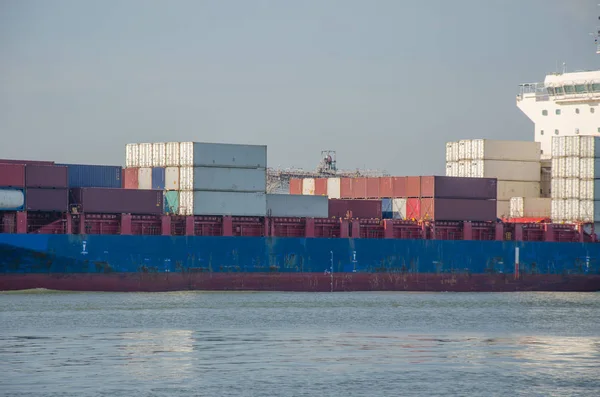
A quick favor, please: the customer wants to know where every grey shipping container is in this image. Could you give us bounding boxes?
[180,142,267,168]
[26,188,68,212]
[420,176,497,199]
[25,165,68,188]
[70,188,163,215]
[57,164,122,188]
[266,194,328,217]
[193,167,266,192]
[191,191,266,216]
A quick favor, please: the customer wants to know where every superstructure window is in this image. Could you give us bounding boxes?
[592,108,596,114]
[542,110,548,116]
[555,130,559,135]
[593,84,600,92]
[576,128,580,134]
[555,109,561,115]
[565,86,574,94]
[556,87,564,95]
[540,130,544,135]
[547,87,555,95]
[575,84,586,93]
[576,108,580,114]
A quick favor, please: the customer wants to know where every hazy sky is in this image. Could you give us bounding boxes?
[1,0,599,175]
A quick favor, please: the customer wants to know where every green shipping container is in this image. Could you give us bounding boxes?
[164,191,179,214]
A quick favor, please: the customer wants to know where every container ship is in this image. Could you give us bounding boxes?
[2,13,600,293]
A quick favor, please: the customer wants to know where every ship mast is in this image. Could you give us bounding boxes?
[592,3,600,54]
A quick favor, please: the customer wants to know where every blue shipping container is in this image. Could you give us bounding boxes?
[382,212,394,219]
[57,164,122,188]
[152,168,166,190]
[0,188,25,211]
[382,198,392,212]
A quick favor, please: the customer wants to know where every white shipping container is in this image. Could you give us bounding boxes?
[580,158,600,179]
[565,199,580,221]
[392,198,407,219]
[564,157,580,178]
[445,142,453,162]
[192,191,266,216]
[138,168,152,190]
[509,197,551,218]
[564,136,581,157]
[496,180,540,201]
[152,143,166,167]
[302,178,315,195]
[178,191,193,216]
[496,200,510,218]
[551,136,562,158]
[470,160,540,181]
[266,194,328,217]
[179,167,193,191]
[166,142,180,167]
[470,139,541,162]
[579,200,594,222]
[125,144,139,168]
[564,178,580,199]
[450,162,459,177]
[451,142,459,162]
[551,199,565,222]
[458,160,471,177]
[139,143,153,168]
[551,178,561,199]
[327,178,341,199]
[179,142,267,168]
[579,136,600,158]
[192,167,266,192]
[458,139,472,160]
[165,167,180,191]
[551,158,559,178]
[445,163,453,177]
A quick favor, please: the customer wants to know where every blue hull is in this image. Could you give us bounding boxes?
[1,233,599,292]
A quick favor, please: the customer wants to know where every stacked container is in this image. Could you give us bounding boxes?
[551,136,600,224]
[445,139,542,218]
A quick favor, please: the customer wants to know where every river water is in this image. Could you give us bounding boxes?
[1,291,599,397]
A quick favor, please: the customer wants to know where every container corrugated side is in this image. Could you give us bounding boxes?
[471,139,541,162]
[138,168,152,190]
[392,198,407,219]
[579,200,600,223]
[289,179,302,195]
[458,160,472,177]
[192,191,266,216]
[266,194,328,217]
[57,164,122,188]
[445,142,453,162]
[458,140,472,160]
[366,177,380,199]
[124,168,139,189]
[580,158,600,179]
[579,136,600,158]
[25,165,68,188]
[179,142,267,168]
[152,168,166,190]
[406,177,420,198]
[496,181,541,201]
[328,199,381,219]
[420,198,496,221]
[327,178,341,199]
[302,178,315,195]
[152,143,167,167]
[178,191,193,215]
[379,177,393,197]
[510,197,551,218]
[497,200,510,218]
[192,167,266,192]
[165,167,180,191]
[26,188,68,212]
[0,159,54,166]
[166,142,180,167]
[0,164,26,188]
[125,144,139,168]
[164,191,179,214]
[352,178,367,199]
[314,178,327,196]
[0,188,25,211]
[470,160,540,181]
[138,143,153,167]
[179,167,194,191]
[339,178,352,199]
[381,198,393,213]
[70,188,163,215]
[392,177,406,197]
[406,198,420,219]
[420,176,497,200]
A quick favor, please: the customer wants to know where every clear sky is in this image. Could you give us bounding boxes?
[1,0,599,175]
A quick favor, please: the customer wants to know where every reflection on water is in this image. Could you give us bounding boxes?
[0,291,599,397]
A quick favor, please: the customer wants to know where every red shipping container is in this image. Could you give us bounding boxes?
[406,198,420,220]
[328,199,382,219]
[406,176,421,197]
[25,165,68,188]
[289,178,302,195]
[0,164,26,188]
[0,159,54,166]
[352,178,368,199]
[70,188,164,215]
[392,177,406,197]
[420,198,496,221]
[379,177,393,197]
[366,177,380,199]
[26,188,68,212]
[420,176,497,200]
[314,178,328,196]
[124,168,139,189]
[340,178,353,199]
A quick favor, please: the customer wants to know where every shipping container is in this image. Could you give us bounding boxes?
[328,199,382,219]
[302,178,315,195]
[470,160,540,182]
[0,164,25,188]
[340,178,353,199]
[314,178,328,196]
[164,191,179,214]
[379,177,393,197]
[381,198,393,218]
[139,143,153,168]
[406,176,420,198]
[470,139,541,162]
[57,164,122,188]
[392,177,406,197]
[551,136,563,158]
[420,198,496,221]
[152,143,167,167]
[178,191,193,216]
[179,167,193,191]
[564,178,580,199]
[289,179,302,195]
[124,168,139,189]
[445,142,453,163]
[192,167,266,192]
[458,140,473,160]
[266,194,328,218]
[0,188,25,211]
[138,168,152,190]
[352,178,367,199]
[392,198,407,219]
[191,191,267,216]
[445,162,459,177]
[580,158,600,179]
[497,200,510,219]
[458,160,472,177]
[551,199,564,222]
[497,180,541,201]
[165,167,180,191]
[26,188,68,212]
[405,198,420,219]
[327,178,341,199]
[420,176,497,200]
[0,159,54,166]
[179,142,267,168]
[70,188,164,215]
[166,142,180,167]
[152,167,166,190]
[565,199,580,221]
[451,142,459,162]
[564,136,581,158]
[564,157,580,178]
[25,165,68,188]
[579,136,600,158]
[509,197,551,218]
[366,177,380,199]
[125,144,139,168]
